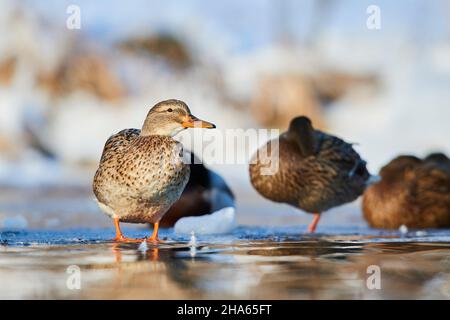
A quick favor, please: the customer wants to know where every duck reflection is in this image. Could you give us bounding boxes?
[243,240,364,259]
[101,239,450,299]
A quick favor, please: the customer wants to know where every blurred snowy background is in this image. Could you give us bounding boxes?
[1,0,450,229]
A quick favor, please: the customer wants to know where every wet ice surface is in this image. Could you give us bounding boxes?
[1,226,450,299]
[2,225,450,246]
[0,173,449,299]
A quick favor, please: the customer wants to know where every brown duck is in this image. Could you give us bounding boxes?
[93,100,215,242]
[159,152,234,227]
[249,116,370,232]
[363,153,450,229]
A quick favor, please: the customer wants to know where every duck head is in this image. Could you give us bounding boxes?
[141,99,216,137]
[425,152,450,164]
[285,116,316,157]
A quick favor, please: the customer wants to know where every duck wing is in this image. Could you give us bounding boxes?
[286,118,368,180]
[413,163,450,203]
[98,129,141,163]
[316,131,369,180]
[93,129,141,202]
[409,163,450,226]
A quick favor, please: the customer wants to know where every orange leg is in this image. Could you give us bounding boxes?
[150,248,159,261]
[113,217,144,243]
[147,222,162,242]
[307,213,321,233]
[111,242,122,263]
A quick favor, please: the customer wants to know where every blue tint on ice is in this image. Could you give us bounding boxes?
[1,226,450,247]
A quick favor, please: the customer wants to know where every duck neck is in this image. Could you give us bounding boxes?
[141,119,184,137]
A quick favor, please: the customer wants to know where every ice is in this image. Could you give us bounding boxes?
[138,239,148,253]
[188,232,197,257]
[399,225,408,235]
[174,207,236,235]
[188,231,197,247]
[1,215,28,229]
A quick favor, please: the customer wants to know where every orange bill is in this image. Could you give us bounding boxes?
[182,114,216,129]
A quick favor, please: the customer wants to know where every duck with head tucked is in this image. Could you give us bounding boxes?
[93,99,216,242]
[363,152,450,229]
[249,116,371,233]
[159,151,235,227]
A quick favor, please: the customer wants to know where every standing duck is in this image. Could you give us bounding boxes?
[363,153,450,229]
[93,99,215,242]
[249,116,370,232]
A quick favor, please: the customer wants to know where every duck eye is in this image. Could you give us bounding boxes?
[167,108,173,113]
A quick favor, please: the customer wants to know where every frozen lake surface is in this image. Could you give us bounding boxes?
[0,183,448,299]
[1,226,450,246]
[1,226,449,299]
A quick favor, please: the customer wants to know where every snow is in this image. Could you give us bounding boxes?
[399,225,408,235]
[188,231,197,246]
[188,231,197,257]
[415,230,428,237]
[138,239,148,253]
[0,0,449,227]
[0,150,89,187]
[174,207,236,235]
[1,215,28,229]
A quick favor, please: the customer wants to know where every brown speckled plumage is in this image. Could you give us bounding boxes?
[363,153,450,229]
[93,129,189,223]
[92,99,215,241]
[249,116,370,230]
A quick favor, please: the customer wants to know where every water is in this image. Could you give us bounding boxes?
[1,227,449,299]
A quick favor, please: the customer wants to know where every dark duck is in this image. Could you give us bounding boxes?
[249,116,370,232]
[159,152,235,227]
[363,153,450,229]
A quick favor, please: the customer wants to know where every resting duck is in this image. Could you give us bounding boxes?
[93,99,215,242]
[363,153,450,229]
[159,152,234,227]
[249,116,370,232]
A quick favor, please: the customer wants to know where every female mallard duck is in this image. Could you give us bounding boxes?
[93,99,215,242]
[363,153,450,229]
[159,151,234,227]
[249,116,370,233]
